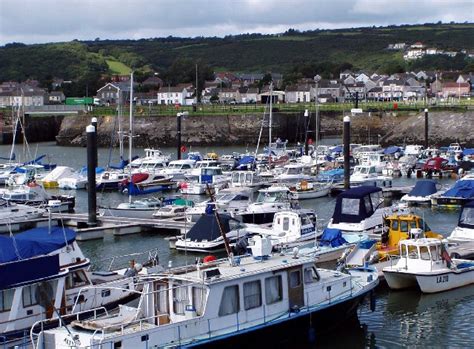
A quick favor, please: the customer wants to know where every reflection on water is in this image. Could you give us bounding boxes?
[1,142,471,348]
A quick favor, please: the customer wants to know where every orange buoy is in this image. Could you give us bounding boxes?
[203,255,217,263]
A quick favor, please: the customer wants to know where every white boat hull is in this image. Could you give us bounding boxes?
[416,267,474,293]
[291,187,329,200]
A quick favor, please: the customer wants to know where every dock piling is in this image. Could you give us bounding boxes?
[87,124,97,226]
[343,115,351,190]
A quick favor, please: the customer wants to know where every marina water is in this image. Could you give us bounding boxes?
[3,142,473,348]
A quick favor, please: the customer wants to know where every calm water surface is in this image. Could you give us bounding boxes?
[2,142,473,348]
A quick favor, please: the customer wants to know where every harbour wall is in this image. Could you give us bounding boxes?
[6,110,472,147]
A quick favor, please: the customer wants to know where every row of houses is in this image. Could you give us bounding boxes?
[386,41,474,61]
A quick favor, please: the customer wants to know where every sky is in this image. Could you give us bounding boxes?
[0,0,472,45]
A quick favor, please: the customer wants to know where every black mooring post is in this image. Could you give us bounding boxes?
[87,124,97,226]
[343,115,351,190]
[424,108,429,149]
[91,117,98,168]
[177,113,182,160]
[304,109,309,155]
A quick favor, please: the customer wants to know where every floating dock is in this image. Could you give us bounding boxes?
[51,213,193,241]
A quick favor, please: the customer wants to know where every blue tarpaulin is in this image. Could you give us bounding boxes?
[463,149,474,156]
[319,228,347,247]
[442,180,474,199]
[409,180,438,197]
[383,146,402,155]
[0,226,76,264]
[238,156,255,166]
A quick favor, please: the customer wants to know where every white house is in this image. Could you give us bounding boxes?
[157,87,188,105]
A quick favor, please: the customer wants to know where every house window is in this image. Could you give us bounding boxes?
[265,275,282,304]
[243,280,261,310]
[23,284,39,307]
[0,289,14,312]
[218,285,239,316]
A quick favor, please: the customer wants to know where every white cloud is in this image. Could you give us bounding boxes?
[0,0,472,45]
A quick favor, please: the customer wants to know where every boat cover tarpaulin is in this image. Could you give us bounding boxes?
[186,214,233,241]
[0,254,60,289]
[319,228,347,247]
[383,146,402,155]
[462,149,474,156]
[0,226,76,263]
[442,180,474,199]
[332,186,382,224]
[238,156,255,166]
[409,180,438,197]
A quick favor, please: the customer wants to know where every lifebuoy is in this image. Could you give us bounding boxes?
[180,145,187,153]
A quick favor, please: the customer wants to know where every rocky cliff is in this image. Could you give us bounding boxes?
[54,110,472,148]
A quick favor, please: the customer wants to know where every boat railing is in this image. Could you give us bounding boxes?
[89,248,160,271]
[30,306,109,349]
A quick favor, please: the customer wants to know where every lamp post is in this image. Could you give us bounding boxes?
[177,111,189,160]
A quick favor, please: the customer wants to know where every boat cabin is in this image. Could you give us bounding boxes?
[231,171,265,189]
[397,238,444,269]
[255,186,292,203]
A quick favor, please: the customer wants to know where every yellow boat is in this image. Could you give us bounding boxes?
[376,213,443,260]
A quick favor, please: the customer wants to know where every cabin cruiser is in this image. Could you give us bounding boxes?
[448,200,474,243]
[186,188,252,222]
[188,160,222,176]
[129,148,170,168]
[180,167,229,195]
[33,237,378,349]
[327,186,391,237]
[383,238,474,293]
[229,170,269,192]
[158,159,195,180]
[237,185,294,224]
[0,226,160,345]
[359,153,387,173]
[132,157,169,175]
[96,171,129,191]
[0,199,45,227]
[274,163,314,183]
[404,145,425,157]
[401,180,439,205]
[0,184,75,213]
[100,198,163,219]
[350,165,379,183]
[237,210,320,249]
[174,214,247,252]
[6,164,50,186]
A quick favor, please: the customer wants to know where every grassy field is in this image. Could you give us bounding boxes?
[106,59,132,75]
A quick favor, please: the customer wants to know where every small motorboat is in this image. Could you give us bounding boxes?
[100,198,163,219]
[448,200,474,243]
[401,179,439,205]
[383,238,474,293]
[289,180,331,200]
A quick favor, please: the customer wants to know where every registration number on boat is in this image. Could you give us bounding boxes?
[436,275,449,283]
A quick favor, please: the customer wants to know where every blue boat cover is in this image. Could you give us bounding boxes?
[332,186,382,224]
[0,226,76,264]
[331,145,343,153]
[383,146,402,155]
[319,228,347,247]
[463,149,474,156]
[442,180,474,199]
[409,180,438,197]
[186,214,234,241]
[238,155,255,166]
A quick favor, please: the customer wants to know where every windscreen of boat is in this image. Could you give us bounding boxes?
[286,167,301,175]
[256,190,288,203]
[459,206,474,228]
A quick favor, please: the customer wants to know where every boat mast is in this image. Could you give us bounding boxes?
[118,87,124,160]
[268,82,273,148]
[129,72,134,204]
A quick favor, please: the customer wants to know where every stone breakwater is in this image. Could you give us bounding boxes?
[54,111,472,147]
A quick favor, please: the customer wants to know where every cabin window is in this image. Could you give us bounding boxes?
[22,284,39,307]
[265,275,283,304]
[410,221,418,230]
[0,288,14,312]
[419,219,431,232]
[218,285,239,316]
[192,287,206,316]
[400,221,409,233]
[391,220,399,231]
[408,248,419,259]
[289,270,301,288]
[173,285,189,315]
[66,271,89,289]
[341,198,359,215]
[304,267,320,283]
[419,246,431,260]
[283,217,290,231]
[243,280,262,310]
[370,191,382,208]
[460,207,474,226]
[364,196,372,214]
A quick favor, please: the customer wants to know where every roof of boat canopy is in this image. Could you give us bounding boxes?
[0,226,76,263]
[442,179,474,198]
[332,186,382,224]
[186,214,237,242]
[408,180,438,197]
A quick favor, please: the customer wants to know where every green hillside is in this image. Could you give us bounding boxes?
[0,23,473,93]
